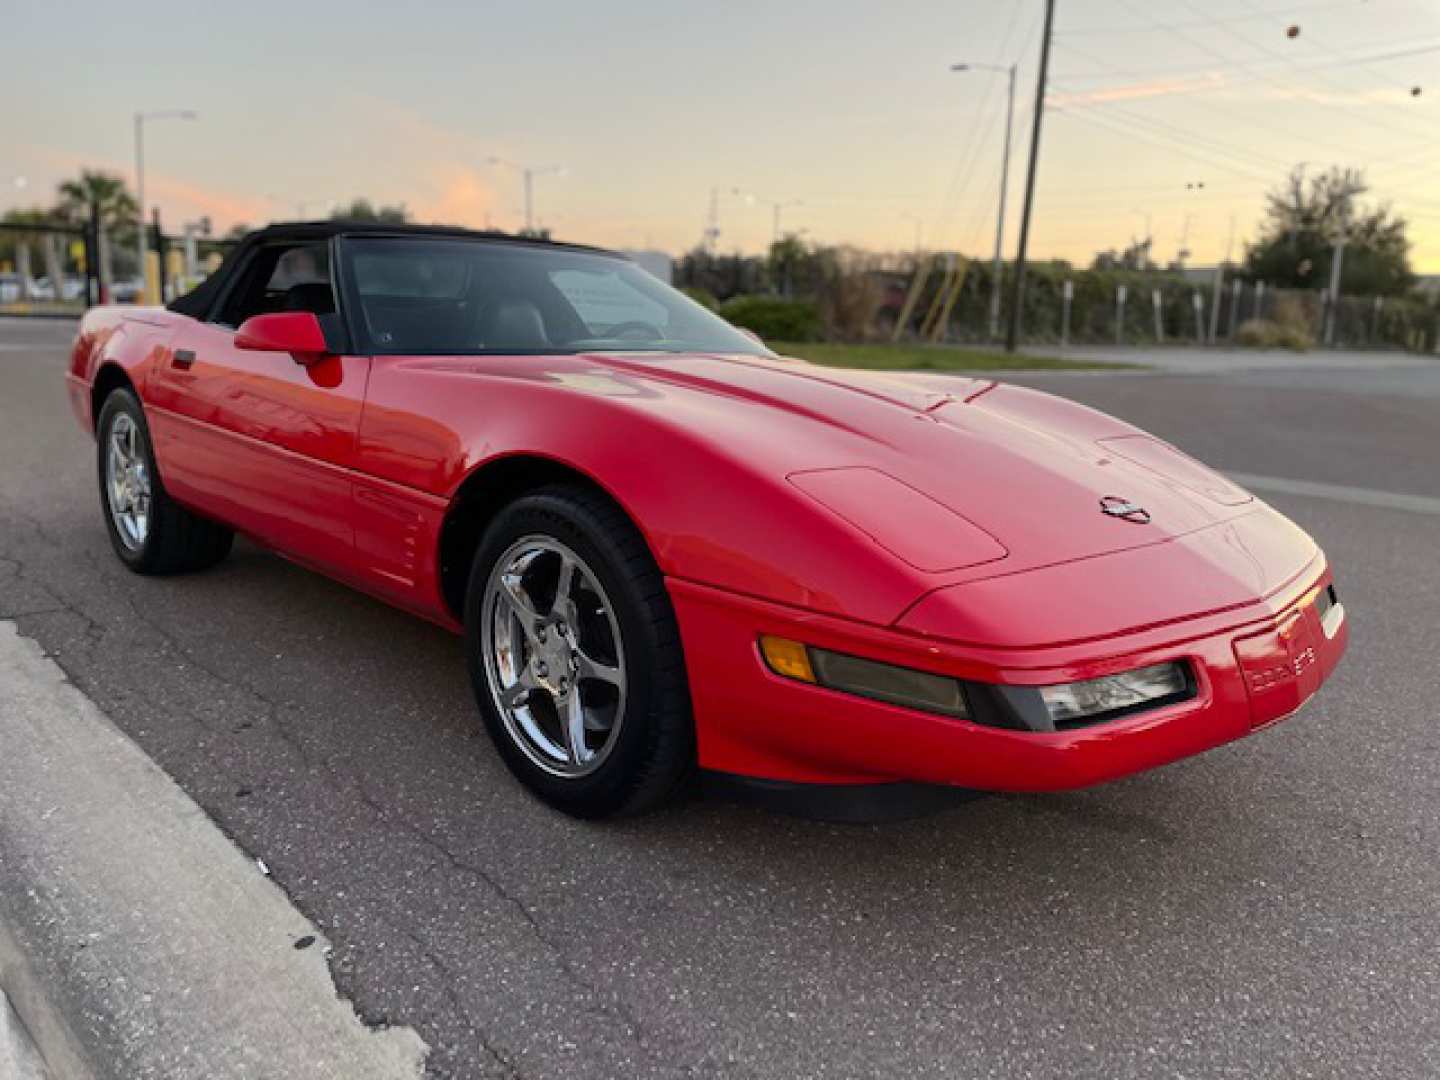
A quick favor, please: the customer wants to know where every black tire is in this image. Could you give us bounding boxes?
[96,388,234,574]
[464,485,695,818]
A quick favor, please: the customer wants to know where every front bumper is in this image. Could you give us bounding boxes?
[668,556,1346,789]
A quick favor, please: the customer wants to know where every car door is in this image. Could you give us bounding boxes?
[146,242,371,570]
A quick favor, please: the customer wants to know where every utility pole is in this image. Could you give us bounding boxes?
[1005,0,1057,353]
[1324,208,1348,346]
[1208,214,1234,344]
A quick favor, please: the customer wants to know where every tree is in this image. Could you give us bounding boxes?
[53,170,140,284]
[1091,237,1155,273]
[54,170,139,231]
[330,199,410,224]
[1245,165,1413,297]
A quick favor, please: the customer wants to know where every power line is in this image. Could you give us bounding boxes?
[931,2,1035,244]
[1051,38,1412,175]
[1052,38,1440,84]
[1149,0,1439,144]
[1050,104,1275,183]
[1057,0,1369,37]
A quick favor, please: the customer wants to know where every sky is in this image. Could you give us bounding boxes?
[4,0,1439,271]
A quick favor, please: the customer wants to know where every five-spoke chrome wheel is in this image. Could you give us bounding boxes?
[480,536,628,778]
[104,412,151,551]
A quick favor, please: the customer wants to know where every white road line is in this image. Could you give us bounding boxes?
[0,621,427,1079]
[1228,471,1440,517]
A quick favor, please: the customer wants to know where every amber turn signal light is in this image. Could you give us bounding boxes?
[759,635,817,683]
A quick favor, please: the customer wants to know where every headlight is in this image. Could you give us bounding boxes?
[1038,662,1190,725]
[760,636,969,718]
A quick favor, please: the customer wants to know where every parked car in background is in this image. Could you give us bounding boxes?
[110,278,145,303]
[0,273,30,303]
[33,276,86,302]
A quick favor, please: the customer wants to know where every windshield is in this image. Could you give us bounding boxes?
[338,237,770,357]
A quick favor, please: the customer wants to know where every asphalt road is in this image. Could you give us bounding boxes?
[2,317,1438,1079]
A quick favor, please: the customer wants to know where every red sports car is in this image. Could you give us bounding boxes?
[66,223,1347,818]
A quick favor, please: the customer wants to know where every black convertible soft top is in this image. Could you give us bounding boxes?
[166,221,624,318]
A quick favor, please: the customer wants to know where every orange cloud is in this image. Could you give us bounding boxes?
[415,166,497,228]
[1051,73,1226,108]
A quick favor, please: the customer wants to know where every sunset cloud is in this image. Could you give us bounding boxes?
[1050,73,1227,109]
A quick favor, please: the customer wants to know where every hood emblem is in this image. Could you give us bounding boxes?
[1099,496,1151,524]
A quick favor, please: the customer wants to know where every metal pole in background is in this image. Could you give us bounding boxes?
[523,169,534,233]
[1319,226,1342,344]
[1208,213,1234,344]
[152,208,167,302]
[85,200,101,306]
[1229,278,1243,337]
[133,113,145,296]
[990,64,1017,342]
[1152,288,1164,342]
[1004,0,1057,353]
[1115,284,1127,346]
[1060,278,1072,348]
[132,110,197,300]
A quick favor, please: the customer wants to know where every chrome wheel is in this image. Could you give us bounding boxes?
[480,536,628,778]
[104,412,151,551]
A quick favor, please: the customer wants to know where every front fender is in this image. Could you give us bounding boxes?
[358,358,936,625]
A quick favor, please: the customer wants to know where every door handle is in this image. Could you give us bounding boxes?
[173,349,196,369]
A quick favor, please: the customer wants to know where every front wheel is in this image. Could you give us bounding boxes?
[464,486,694,817]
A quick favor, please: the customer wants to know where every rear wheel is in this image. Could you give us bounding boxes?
[96,389,234,574]
[464,486,694,817]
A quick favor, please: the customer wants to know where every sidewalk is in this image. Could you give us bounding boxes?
[0,621,428,1079]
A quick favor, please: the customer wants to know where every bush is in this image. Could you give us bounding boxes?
[719,295,822,343]
[1235,318,1313,350]
[680,286,719,312]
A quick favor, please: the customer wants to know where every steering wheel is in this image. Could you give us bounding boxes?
[604,321,665,342]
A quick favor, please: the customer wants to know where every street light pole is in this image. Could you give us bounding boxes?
[769,199,802,244]
[951,61,1017,342]
[133,110,196,301]
[1004,0,1057,354]
[488,158,564,234]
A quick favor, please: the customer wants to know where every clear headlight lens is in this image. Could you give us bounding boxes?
[760,636,969,718]
[1039,662,1190,724]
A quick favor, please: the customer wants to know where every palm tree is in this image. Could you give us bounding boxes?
[55,170,139,231]
[54,170,139,290]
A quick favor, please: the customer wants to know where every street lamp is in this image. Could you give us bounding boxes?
[768,199,803,244]
[952,61,1017,342]
[134,109,197,298]
[487,157,565,233]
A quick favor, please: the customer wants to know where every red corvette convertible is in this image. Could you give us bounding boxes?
[66,223,1346,818]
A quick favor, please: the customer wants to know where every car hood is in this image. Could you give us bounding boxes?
[578,351,1259,580]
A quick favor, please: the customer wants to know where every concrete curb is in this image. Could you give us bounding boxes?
[0,621,428,1079]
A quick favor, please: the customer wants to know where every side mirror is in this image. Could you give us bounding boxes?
[235,312,329,363]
